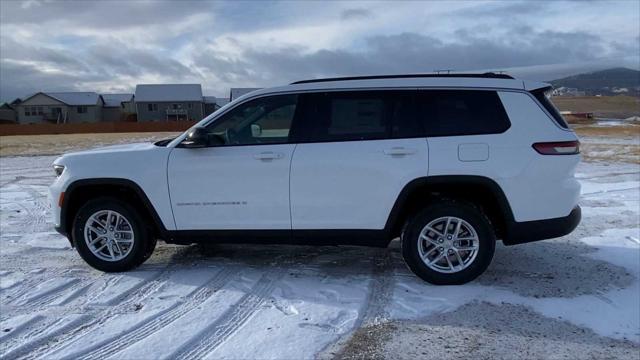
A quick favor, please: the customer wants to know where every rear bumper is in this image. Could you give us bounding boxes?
[503,205,581,245]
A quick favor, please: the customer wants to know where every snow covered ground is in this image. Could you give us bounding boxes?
[0,136,638,359]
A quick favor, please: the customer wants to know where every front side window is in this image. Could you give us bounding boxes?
[77,106,88,114]
[418,90,510,136]
[205,94,297,146]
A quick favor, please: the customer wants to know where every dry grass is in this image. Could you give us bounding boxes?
[552,96,640,119]
[1,127,638,164]
[571,123,640,164]
[573,123,640,138]
[0,132,179,157]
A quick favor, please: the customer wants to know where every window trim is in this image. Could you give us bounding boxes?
[177,87,526,147]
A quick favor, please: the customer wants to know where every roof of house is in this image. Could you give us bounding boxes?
[0,102,14,110]
[135,84,203,102]
[102,93,134,107]
[216,98,230,106]
[20,92,101,106]
[46,92,102,106]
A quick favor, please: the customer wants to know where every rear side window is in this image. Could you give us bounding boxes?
[532,87,569,129]
[306,91,391,142]
[330,98,386,137]
[417,90,510,136]
[302,91,421,142]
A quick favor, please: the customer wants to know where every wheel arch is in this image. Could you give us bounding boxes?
[385,175,515,241]
[60,178,168,241]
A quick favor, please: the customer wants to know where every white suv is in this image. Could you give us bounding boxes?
[49,73,581,285]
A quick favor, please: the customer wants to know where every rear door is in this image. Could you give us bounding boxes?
[289,90,429,230]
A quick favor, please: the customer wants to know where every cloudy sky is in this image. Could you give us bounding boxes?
[0,0,638,101]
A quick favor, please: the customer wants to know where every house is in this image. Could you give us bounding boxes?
[203,96,218,117]
[101,93,135,122]
[216,98,230,107]
[134,84,204,122]
[229,88,261,102]
[0,102,17,123]
[17,92,104,124]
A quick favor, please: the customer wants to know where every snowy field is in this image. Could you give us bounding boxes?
[0,136,639,359]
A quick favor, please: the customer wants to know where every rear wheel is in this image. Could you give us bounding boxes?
[401,201,495,285]
[72,197,154,272]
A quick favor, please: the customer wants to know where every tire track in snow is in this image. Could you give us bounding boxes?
[0,315,45,344]
[1,316,91,360]
[361,250,395,326]
[18,185,50,233]
[17,265,175,360]
[1,268,68,308]
[12,277,82,308]
[74,267,237,360]
[171,270,283,360]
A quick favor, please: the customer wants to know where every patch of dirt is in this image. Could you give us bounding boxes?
[336,302,640,360]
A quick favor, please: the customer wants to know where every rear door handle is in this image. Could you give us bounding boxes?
[254,151,283,160]
[384,147,416,156]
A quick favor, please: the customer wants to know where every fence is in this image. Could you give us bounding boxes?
[0,121,196,136]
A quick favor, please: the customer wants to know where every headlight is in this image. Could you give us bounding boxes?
[53,164,65,177]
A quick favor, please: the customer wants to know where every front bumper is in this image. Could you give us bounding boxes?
[503,205,581,245]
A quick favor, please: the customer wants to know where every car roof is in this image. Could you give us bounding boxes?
[238,74,549,102]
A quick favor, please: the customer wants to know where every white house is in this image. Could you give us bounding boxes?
[17,92,104,124]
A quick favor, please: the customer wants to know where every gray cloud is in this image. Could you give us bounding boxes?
[192,28,628,86]
[0,1,207,28]
[340,8,373,20]
[0,0,638,102]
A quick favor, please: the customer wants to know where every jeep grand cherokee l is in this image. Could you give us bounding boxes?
[49,73,581,285]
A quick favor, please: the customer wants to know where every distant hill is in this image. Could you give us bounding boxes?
[549,68,640,96]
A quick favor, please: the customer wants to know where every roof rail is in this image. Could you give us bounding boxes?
[290,72,514,85]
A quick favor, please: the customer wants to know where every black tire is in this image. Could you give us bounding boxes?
[401,200,495,285]
[72,197,153,272]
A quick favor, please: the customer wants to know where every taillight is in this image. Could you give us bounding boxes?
[532,141,580,155]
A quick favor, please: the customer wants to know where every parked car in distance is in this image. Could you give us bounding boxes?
[49,73,581,285]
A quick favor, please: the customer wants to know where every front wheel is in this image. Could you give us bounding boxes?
[72,197,154,272]
[401,201,495,285]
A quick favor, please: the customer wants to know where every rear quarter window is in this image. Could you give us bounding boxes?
[532,88,570,129]
[417,90,510,136]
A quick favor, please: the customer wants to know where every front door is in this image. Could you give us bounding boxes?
[168,94,299,230]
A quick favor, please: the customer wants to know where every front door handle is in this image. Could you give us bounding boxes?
[254,151,283,160]
[384,147,416,156]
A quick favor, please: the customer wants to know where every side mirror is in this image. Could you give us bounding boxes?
[180,127,208,148]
